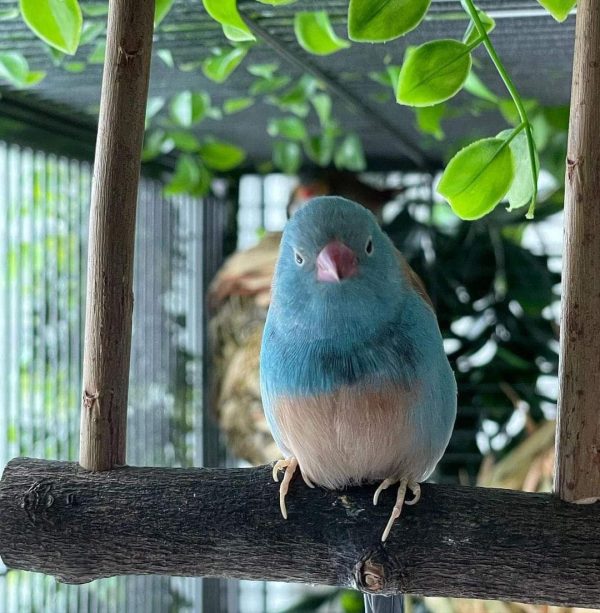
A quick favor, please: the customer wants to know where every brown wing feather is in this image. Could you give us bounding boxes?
[395,249,434,311]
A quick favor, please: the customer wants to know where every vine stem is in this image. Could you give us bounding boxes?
[461,0,539,218]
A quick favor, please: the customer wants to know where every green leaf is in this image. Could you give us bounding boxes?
[273,141,301,174]
[348,0,430,43]
[294,11,350,56]
[415,103,446,140]
[165,155,211,197]
[397,39,472,107]
[0,9,19,20]
[462,10,495,46]
[223,97,254,114]
[157,49,174,68]
[463,71,499,103]
[256,0,297,4]
[20,0,82,55]
[64,61,85,72]
[334,133,366,171]
[170,91,208,127]
[199,139,246,171]
[269,75,318,117]
[247,62,279,79]
[250,74,290,96]
[304,132,335,166]
[536,0,576,21]
[267,117,307,140]
[0,52,45,88]
[202,45,248,83]
[369,65,401,89]
[437,137,515,220]
[79,21,104,45]
[201,0,255,42]
[142,130,168,161]
[155,0,174,26]
[312,93,332,127]
[87,41,105,64]
[497,129,539,211]
[81,3,107,17]
[166,131,202,152]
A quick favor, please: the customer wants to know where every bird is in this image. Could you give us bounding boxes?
[259,196,456,612]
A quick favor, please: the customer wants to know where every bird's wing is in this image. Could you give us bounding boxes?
[395,249,434,311]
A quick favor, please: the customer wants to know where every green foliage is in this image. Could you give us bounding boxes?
[223,97,254,114]
[463,70,499,103]
[267,117,307,141]
[164,154,211,196]
[498,129,539,211]
[294,11,350,55]
[537,0,576,22]
[20,0,82,54]
[155,0,175,27]
[272,140,301,174]
[198,139,246,171]
[462,9,495,46]
[169,91,209,127]
[6,0,568,216]
[334,133,366,171]
[348,0,430,42]
[437,136,515,220]
[202,45,250,83]
[415,103,446,140]
[0,52,45,87]
[396,40,472,107]
[201,0,255,42]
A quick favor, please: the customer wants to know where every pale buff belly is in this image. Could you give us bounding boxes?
[274,385,435,489]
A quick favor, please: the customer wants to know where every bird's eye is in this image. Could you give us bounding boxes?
[365,237,374,255]
[294,251,304,266]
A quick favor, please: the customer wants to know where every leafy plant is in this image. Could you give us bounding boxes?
[3,0,573,216]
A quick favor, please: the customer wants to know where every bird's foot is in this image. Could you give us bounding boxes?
[272,457,314,519]
[373,477,421,542]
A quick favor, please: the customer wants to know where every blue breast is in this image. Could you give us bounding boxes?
[261,307,422,398]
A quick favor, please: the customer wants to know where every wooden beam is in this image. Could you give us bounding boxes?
[1,458,600,606]
[80,0,155,470]
[555,0,600,503]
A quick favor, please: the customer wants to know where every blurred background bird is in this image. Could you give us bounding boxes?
[260,196,457,612]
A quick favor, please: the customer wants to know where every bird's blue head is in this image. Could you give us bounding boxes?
[269,196,407,342]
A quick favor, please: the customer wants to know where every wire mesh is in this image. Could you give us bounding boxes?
[0,140,225,613]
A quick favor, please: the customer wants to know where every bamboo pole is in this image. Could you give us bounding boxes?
[555,0,600,503]
[80,0,155,471]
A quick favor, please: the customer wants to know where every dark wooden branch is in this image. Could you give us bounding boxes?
[80,0,155,471]
[555,0,600,503]
[1,458,600,607]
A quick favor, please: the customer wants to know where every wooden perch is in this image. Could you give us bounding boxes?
[1,458,600,607]
[80,0,154,471]
[555,0,600,502]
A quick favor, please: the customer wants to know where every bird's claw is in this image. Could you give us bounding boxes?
[373,477,421,542]
[272,457,314,519]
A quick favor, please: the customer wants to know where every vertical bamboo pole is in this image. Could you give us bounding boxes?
[555,0,600,503]
[80,0,155,471]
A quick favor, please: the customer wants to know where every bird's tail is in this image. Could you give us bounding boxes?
[364,594,404,613]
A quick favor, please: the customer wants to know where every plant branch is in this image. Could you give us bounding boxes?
[461,0,539,218]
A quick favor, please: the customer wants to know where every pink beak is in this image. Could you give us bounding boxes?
[316,240,358,283]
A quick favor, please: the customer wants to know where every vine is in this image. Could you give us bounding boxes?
[0,0,576,218]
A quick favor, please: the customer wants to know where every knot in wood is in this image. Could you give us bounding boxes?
[20,480,55,526]
[357,557,386,593]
